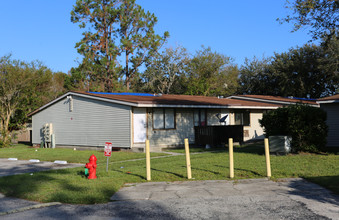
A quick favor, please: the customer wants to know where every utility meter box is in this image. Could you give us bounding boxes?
[43,123,53,142]
[269,136,292,154]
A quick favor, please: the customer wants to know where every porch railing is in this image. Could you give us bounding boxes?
[194,125,244,146]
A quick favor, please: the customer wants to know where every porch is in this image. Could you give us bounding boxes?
[194,125,244,146]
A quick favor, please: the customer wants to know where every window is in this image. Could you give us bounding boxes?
[153,108,175,129]
[194,109,206,126]
[234,110,250,126]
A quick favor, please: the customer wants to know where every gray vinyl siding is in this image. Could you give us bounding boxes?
[321,103,339,147]
[32,95,131,148]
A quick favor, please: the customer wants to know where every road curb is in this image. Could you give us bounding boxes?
[0,202,61,216]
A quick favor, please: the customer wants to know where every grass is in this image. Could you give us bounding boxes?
[0,144,167,164]
[0,143,338,204]
[163,146,225,153]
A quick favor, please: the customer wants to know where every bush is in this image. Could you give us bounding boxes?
[259,104,328,153]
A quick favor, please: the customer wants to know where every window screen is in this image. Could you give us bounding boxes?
[234,110,250,126]
[153,108,175,129]
[194,110,200,126]
[153,108,164,129]
[165,109,175,129]
[193,109,206,126]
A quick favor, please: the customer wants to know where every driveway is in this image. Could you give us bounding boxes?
[0,158,83,177]
[1,178,338,219]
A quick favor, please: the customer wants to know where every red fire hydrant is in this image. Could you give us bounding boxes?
[85,154,97,179]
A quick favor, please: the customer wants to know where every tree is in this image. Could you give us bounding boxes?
[118,0,169,90]
[64,67,88,92]
[50,72,68,99]
[71,0,168,92]
[0,55,52,147]
[185,46,239,97]
[71,0,121,92]
[320,34,339,92]
[237,57,276,95]
[238,42,338,98]
[270,44,338,98]
[259,104,328,152]
[142,46,190,94]
[278,0,339,41]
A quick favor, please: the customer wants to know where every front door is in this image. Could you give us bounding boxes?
[133,108,147,143]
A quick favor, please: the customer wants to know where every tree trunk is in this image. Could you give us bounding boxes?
[126,52,130,91]
[0,110,12,147]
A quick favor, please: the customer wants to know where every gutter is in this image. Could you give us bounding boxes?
[317,100,339,104]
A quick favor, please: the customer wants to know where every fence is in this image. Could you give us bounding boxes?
[194,125,244,146]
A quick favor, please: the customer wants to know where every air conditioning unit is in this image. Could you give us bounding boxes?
[43,123,53,142]
[269,136,292,154]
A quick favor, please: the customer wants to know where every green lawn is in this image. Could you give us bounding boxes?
[163,146,225,153]
[0,143,338,204]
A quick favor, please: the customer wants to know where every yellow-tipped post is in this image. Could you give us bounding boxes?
[229,138,234,178]
[264,138,271,177]
[184,138,192,179]
[145,140,151,181]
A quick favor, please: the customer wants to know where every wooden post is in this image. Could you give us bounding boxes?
[264,138,271,177]
[229,138,234,178]
[106,157,109,172]
[145,140,151,181]
[184,138,192,179]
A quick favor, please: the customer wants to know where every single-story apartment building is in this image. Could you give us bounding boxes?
[317,94,339,147]
[29,91,317,151]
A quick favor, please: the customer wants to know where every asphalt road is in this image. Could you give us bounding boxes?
[0,158,83,177]
[0,178,338,219]
[0,159,338,219]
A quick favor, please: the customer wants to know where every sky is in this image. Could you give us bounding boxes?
[0,0,314,74]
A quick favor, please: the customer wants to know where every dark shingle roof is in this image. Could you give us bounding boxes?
[228,94,318,105]
[77,91,283,107]
[317,94,339,101]
[29,91,284,116]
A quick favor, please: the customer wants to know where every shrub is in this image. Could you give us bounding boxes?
[259,104,328,153]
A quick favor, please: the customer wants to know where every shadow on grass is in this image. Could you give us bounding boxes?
[0,173,55,197]
[151,168,185,178]
[233,145,265,155]
[189,166,221,175]
[214,165,263,177]
[285,176,339,206]
[0,168,92,203]
[112,168,145,180]
[17,142,33,147]
[77,170,89,179]
[304,176,339,195]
